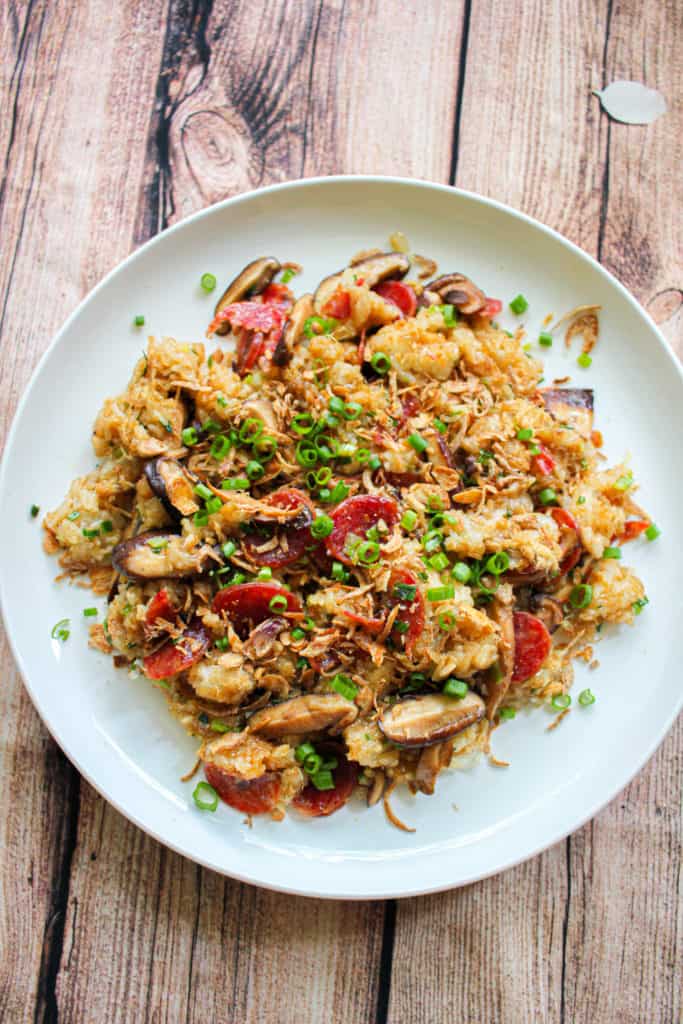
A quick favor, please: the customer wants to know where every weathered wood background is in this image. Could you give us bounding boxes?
[1,1,681,1021]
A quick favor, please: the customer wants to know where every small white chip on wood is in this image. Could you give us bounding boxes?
[593,80,667,125]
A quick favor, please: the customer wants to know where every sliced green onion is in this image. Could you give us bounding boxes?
[100,520,113,533]
[200,272,216,292]
[192,781,218,812]
[393,582,417,602]
[210,434,231,460]
[148,536,169,552]
[603,546,622,560]
[328,395,346,415]
[67,510,80,521]
[310,770,335,791]
[577,352,592,368]
[204,496,221,515]
[296,656,309,671]
[451,562,471,584]
[291,412,315,435]
[428,552,449,572]
[438,611,457,631]
[311,515,334,539]
[134,314,145,326]
[439,304,456,327]
[221,477,250,491]
[401,509,418,531]
[295,742,316,763]
[304,315,338,339]
[314,466,332,486]
[356,540,380,564]
[477,449,494,465]
[578,689,596,707]
[433,418,447,434]
[632,596,649,615]
[182,426,199,446]
[290,627,306,642]
[485,551,510,575]
[569,584,593,609]
[422,529,444,553]
[328,481,349,503]
[355,448,371,464]
[82,527,100,539]
[393,620,409,634]
[498,706,516,720]
[256,567,272,580]
[331,561,349,582]
[222,540,236,559]
[303,753,323,775]
[614,473,633,491]
[342,401,362,421]
[214,637,230,651]
[83,607,98,617]
[193,510,209,527]
[253,436,278,460]
[538,332,553,347]
[516,427,533,441]
[329,673,358,701]
[408,432,428,454]
[509,294,528,315]
[210,720,233,733]
[51,618,70,642]
[216,394,228,408]
[30,504,40,518]
[370,352,391,375]
[538,487,558,506]
[268,595,288,613]
[239,418,264,444]
[645,523,660,541]
[551,693,571,710]
[202,418,222,434]
[296,441,318,467]
[443,678,468,699]
[427,584,454,602]
[195,482,213,501]
[246,460,264,480]
[280,267,297,284]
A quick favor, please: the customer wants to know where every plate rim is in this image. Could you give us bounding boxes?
[1,174,681,900]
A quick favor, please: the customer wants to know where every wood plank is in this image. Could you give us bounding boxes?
[389,1,682,1021]
[0,0,166,1019]
[561,3,683,1021]
[50,2,467,1023]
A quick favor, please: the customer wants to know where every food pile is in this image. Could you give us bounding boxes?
[43,243,654,824]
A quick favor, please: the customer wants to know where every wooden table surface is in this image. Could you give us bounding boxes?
[1,2,681,1021]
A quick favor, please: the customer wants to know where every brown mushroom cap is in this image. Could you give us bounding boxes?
[271,293,314,366]
[112,531,214,580]
[313,252,410,312]
[541,388,594,439]
[378,691,485,749]
[213,257,281,335]
[145,458,200,517]
[423,273,487,315]
[247,693,358,739]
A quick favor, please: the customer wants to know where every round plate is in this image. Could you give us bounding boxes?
[1,177,680,899]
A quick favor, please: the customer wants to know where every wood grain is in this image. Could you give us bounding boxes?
[0,1,680,1022]
[387,2,682,1023]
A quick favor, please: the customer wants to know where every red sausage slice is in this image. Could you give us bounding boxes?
[292,753,358,818]
[551,507,578,531]
[242,488,314,567]
[388,570,425,656]
[482,297,502,317]
[145,588,176,626]
[213,582,301,633]
[205,764,281,815]
[322,289,351,319]
[325,495,399,566]
[143,618,209,679]
[373,281,417,318]
[511,611,552,683]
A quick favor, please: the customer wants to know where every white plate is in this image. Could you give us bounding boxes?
[1,177,681,899]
